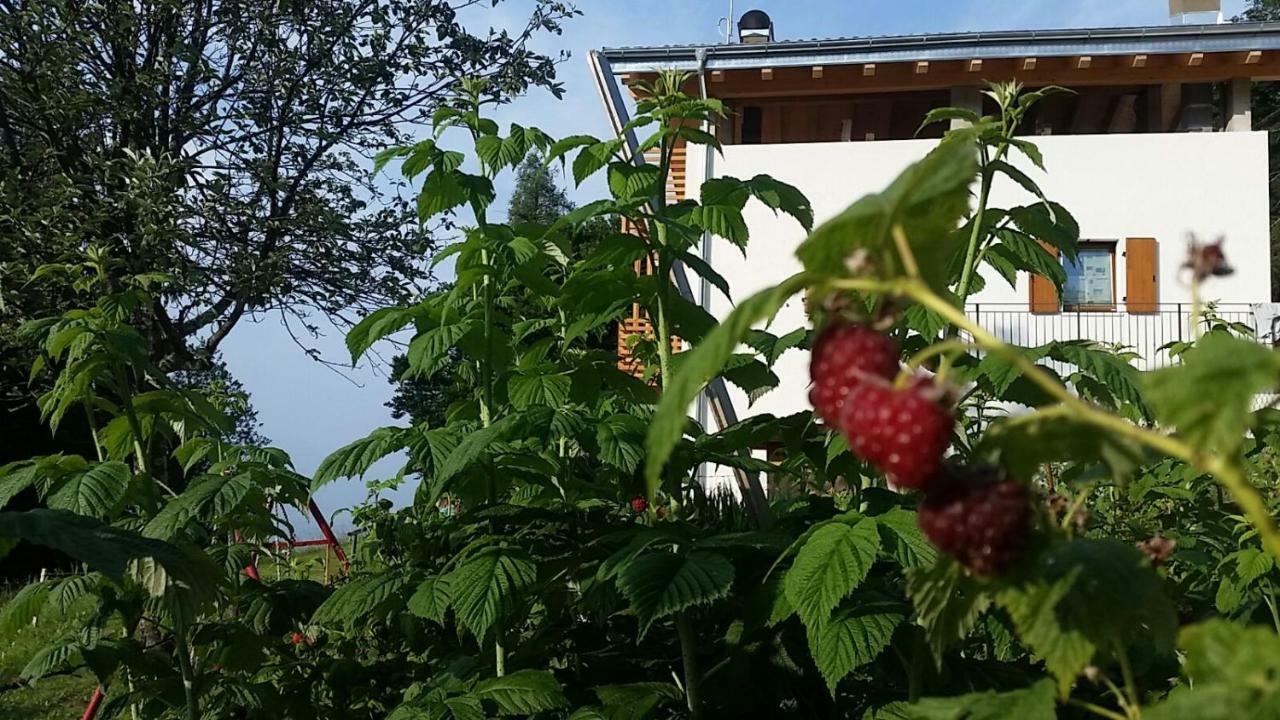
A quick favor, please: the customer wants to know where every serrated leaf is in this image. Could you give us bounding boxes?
[597,415,646,473]
[809,599,904,692]
[784,519,881,629]
[907,559,990,664]
[509,372,572,410]
[314,427,409,489]
[907,679,1056,720]
[645,273,809,498]
[1144,332,1280,454]
[407,575,452,624]
[595,682,682,720]
[45,461,129,519]
[312,572,413,628]
[876,508,937,568]
[618,551,734,636]
[474,669,567,715]
[446,548,536,639]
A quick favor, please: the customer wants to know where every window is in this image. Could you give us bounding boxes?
[1062,242,1117,311]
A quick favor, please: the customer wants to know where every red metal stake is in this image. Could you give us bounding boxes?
[308,499,349,570]
[81,686,104,720]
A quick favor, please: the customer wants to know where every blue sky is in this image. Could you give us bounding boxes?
[220,0,1249,535]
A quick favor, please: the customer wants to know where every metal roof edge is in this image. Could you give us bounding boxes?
[602,22,1280,73]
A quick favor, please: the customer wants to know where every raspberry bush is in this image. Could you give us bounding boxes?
[3,73,1280,720]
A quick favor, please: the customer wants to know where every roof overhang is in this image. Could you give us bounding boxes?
[601,22,1280,74]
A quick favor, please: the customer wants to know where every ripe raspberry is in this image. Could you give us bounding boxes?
[918,468,1031,576]
[809,323,900,430]
[630,496,648,514]
[290,632,304,645]
[841,380,952,490]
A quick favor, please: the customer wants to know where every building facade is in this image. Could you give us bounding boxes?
[593,15,1280,489]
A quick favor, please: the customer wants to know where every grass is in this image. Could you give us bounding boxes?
[0,583,99,719]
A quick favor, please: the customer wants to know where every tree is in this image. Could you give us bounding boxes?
[387,153,612,425]
[0,0,578,374]
[1235,1,1280,299]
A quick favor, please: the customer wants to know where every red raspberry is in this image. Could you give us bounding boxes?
[809,323,900,430]
[290,632,304,645]
[841,380,952,490]
[630,496,648,514]
[918,468,1031,576]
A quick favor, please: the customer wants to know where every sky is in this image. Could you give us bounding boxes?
[220,0,1250,536]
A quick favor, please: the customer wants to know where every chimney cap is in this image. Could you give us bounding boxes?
[739,9,773,31]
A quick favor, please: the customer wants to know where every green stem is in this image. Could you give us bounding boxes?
[172,613,198,720]
[1115,643,1142,718]
[955,150,993,304]
[83,397,104,462]
[1067,699,1129,720]
[676,614,703,720]
[495,631,506,677]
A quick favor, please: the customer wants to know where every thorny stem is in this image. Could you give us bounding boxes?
[826,275,1280,561]
[1115,644,1143,719]
[898,338,974,387]
[171,610,199,720]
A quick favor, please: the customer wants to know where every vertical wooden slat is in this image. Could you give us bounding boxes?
[762,106,783,143]
[615,142,689,378]
[1029,243,1061,314]
[1125,237,1159,313]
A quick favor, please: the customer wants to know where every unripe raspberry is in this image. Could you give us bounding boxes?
[809,323,900,431]
[840,380,952,490]
[918,467,1031,576]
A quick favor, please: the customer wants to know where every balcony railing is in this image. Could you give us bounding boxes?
[965,303,1268,371]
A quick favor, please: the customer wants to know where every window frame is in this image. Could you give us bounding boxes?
[1061,240,1119,313]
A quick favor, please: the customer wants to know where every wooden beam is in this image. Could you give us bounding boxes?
[710,70,724,82]
[811,65,824,79]
[1131,54,1148,68]
[1188,52,1204,67]
[1076,56,1092,70]
[1023,57,1038,71]
[761,68,773,80]
[1246,50,1263,65]
[967,58,983,73]
[915,61,930,75]
[661,53,1280,99]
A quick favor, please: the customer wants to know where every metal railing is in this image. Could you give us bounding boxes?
[965,303,1265,371]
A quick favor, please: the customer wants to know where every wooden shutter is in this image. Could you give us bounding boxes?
[1029,243,1061,314]
[1125,237,1158,313]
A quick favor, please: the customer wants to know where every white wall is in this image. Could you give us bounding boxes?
[685,131,1272,440]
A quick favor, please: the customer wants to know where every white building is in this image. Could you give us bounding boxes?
[592,10,1280,489]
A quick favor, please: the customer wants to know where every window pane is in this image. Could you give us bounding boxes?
[1063,247,1113,307]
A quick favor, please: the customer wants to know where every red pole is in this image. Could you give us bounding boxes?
[81,686,104,720]
[308,499,349,570]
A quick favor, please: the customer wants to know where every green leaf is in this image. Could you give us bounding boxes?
[313,427,409,490]
[988,230,1065,293]
[876,508,937,569]
[474,669,568,715]
[21,635,81,681]
[1144,332,1280,454]
[795,130,977,289]
[784,519,881,629]
[919,106,981,132]
[595,683,682,720]
[744,174,815,232]
[809,598,904,692]
[574,140,624,186]
[436,414,521,484]
[509,372,572,410]
[597,415,646,474]
[645,273,809,499]
[989,160,1046,203]
[406,321,474,379]
[45,461,129,519]
[906,679,1057,720]
[345,307,420,363]
[0,510,216,602]
[0,580,53,635]
[312,572,414,627]
[406,575,452,624]
[617,551,734,636]
[1145,620,1280,720]
[608,162,661,200]
[907,559,991,664]
[446,548,536,639]
[997,539,1175,695]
